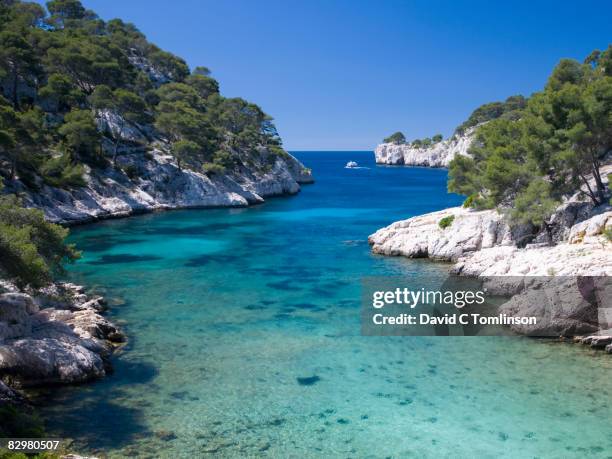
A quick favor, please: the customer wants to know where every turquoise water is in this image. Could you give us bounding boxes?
[39,152,612,458]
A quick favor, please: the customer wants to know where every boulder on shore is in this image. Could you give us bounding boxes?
[0,284,124,388]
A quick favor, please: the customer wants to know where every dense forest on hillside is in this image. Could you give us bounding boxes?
[0,0,293,289]
[0,0,288,186]
[449,46,612,229]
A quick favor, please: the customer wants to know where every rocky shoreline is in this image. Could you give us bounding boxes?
[7,146,313,226]
[368,172,612,341]
[0,281,124,408]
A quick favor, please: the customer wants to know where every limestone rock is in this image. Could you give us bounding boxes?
[0,293,35,341]
[368,207,510,260]
[496,277,605,336]
[0,283,123,388]
[9,148,313,225]
[0,338,105,387]
[374,127,476,168]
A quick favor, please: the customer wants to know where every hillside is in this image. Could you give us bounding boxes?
[0,0,313,224]
[376,96,526,167]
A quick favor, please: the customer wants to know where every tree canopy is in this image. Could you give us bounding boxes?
[0,0,290,188]
[449,46,612,233]
[383,132,406,144]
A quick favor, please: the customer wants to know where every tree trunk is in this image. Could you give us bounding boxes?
[579,173,601,206]
[543,222,554,246]
[11,68,19,110]
[112,140,119,166]
[591,160,605,204]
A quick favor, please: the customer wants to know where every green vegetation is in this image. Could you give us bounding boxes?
[0,0,289,189]
[0,181,79,288]
[0,403,66,458]
[438,215,455,229]
[462,194,476,208]
[0,405,45,438]
[604,227,612,242]
[454,95,527,135]
[382,132,444,148]
[449,46,612,230]
[383,131,406,144]
[0,452,60,459]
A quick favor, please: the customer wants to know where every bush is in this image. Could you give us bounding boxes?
[438,215,455,229]
[604,227,612,242]
[122,164,139,180]
[0,405,63,458]
[0,405,45,438]
[462,194,476,208]
[39,154,86,188]
[202,162,226,176]
[0,195,80,289]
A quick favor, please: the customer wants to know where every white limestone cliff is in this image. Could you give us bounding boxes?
[7,146,313,225]
[375,127,477,168]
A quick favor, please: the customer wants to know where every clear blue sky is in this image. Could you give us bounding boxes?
[52,1,612,150]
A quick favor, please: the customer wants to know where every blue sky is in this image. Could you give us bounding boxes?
[48,1,612,150]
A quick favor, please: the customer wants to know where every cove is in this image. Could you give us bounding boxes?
[37,152,612,458]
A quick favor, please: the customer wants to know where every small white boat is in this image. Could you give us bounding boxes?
[345,161,359,168]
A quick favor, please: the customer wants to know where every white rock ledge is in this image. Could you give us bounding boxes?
[369,207,612,276]
[369,205,612,337]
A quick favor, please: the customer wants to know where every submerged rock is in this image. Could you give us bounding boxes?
[297,375,321,386]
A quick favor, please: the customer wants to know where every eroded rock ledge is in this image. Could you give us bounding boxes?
[369,206,612,276]
[0,282,124,389]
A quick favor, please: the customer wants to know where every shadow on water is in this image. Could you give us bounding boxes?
[35,358,159,450]
[183,253,241,268]
[140,222,237,236]
[87,254,163,265]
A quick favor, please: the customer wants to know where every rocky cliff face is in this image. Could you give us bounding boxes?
[7,144,313,225]
[374,127,476,168]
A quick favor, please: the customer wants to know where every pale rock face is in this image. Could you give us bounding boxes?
[0,338,105,386]
[370,206,611,276]
[374,127,477,168]
[368,207,511,260]
[11,149,313,225]
[0,294,36,341]
[96,110,148,144]
[0,284,125,387]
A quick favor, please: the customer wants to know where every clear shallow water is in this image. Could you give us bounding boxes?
[38,152,612,458]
